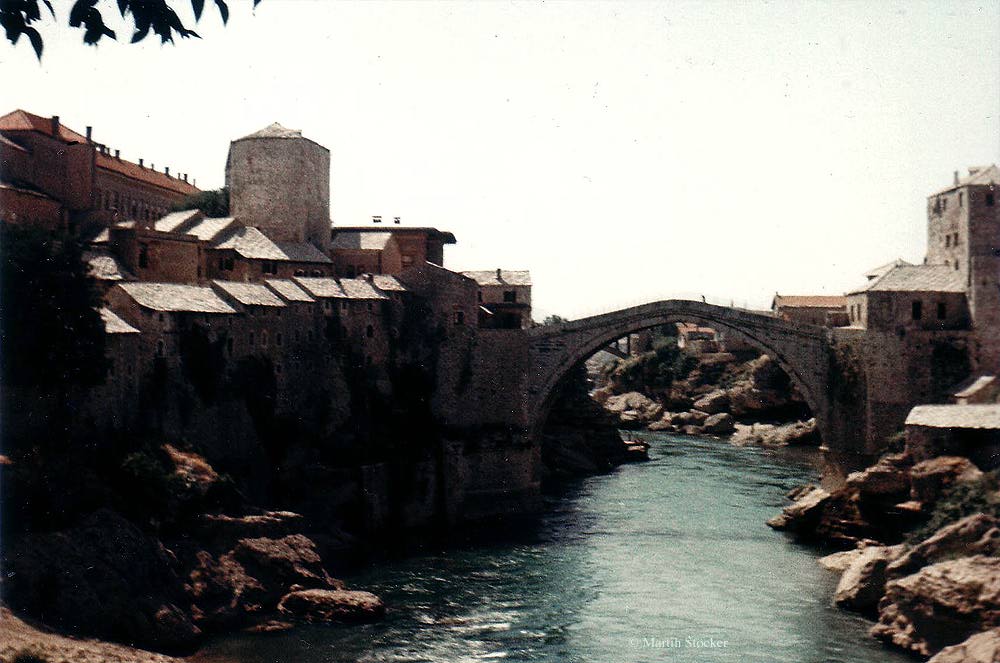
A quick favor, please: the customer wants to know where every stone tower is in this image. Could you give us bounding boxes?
[226,123,331,251]
[926,165,1000,339]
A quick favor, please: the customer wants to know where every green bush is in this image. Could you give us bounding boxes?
[907,469,1000,543]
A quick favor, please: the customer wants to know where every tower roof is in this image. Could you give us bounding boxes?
[235,122,303,141]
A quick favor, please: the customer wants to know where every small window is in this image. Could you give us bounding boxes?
[946,235,951,248]
[942,197,948,210]
[987,192,995,207]
[366,325,374,338]
[261,330,268,347]
[138,244,149,268]
[367,302,373,312]
[503,290,516,303]
[311,270,322,277]
[477,291,483,302]
[937,302,946,320]
[454,310,465,325]
[158,313,164,322]
[294,269,305,276]
[341,301,348,311]
[955,260,960,271]
[959,192,964,207]
[912,300,923,320]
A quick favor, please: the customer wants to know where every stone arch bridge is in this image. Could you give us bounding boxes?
[525,300,839,448]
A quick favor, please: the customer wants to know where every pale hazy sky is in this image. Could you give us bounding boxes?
[3,1,999,318]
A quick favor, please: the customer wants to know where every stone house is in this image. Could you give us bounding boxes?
[904,404,1000,470]
[846,265,970,331]
[331,226,456,273]
[675,322,720,353]
[771,294,847,326]
[330,230,403,277]
[462,269,532,329]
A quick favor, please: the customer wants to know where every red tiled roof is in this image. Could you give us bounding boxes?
[96,151,199,196]
[773,295,846,309]
[0,109,89,143]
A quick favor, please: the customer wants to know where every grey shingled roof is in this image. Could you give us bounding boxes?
[294,277,347,299]
[184,216,237,241]
[906,404,1000,429]
[331,231,393,251]
[849,265,965,295]
[84,248,132,281]
[461,270,532,287]
[372,274,407,292]
[275,241,332,263]
[118,283,237,313]
[236,122,303,140]
[212,280,286,307]
[933,164,1000,195]
[265,278,315,302]
[864,259,913,281]
[340,278,388,300]
[100,307,139,334]
[155,209,202,233]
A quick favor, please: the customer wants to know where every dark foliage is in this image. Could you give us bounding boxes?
[2,0,261,59]
[602,336,695,393]
[178,322,227,403]
[907,469,1000,543]
[0,224,107,390]
[171,187,229,217]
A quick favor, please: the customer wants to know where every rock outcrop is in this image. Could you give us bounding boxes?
[701,412,735,435]
[767,485,830,533]
[872,555,1000,657]
[731,419,818,447]
[833,545,906,613]
[889,514,1000,579]
[909,456,984,503]
[604,391,664,427]
[927,627,1000,663]
[277,589,385,623]
[3,509,200,653]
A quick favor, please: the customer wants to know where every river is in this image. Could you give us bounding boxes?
[193,432,912,663]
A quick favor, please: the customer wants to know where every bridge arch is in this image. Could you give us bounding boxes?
[526,300,831,443]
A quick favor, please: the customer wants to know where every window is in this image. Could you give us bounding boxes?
[987,192,995,207]
[261,330,268,347]
[912,300,923,320]
[454,310,465,325]
[959,192,964,207]
[503,290,517,303]
[311,270,322,277]
[262,261,277,275]
[937,302,946,320]
[366,325,374,338]
[138,244,149,268]
[955,260,960,271]
[946,235,951,248]
[367,302,373,312]
[942,197,948,210]
[294,269,305,276]
[477,291,483,302]
[227,337,234,356]
[954,232,959,246]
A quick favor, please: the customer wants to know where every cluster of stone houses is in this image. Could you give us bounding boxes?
[0,110,533,436]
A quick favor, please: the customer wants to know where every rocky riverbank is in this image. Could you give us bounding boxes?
[1,443,385,660]
[770,445,1000,660]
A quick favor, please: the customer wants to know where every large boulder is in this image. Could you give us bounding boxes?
[231,535,340,594]
[3,509,200,652]
[767,485,830,532]
[872,555,1000,657]
[193,511,306,552]
[603,392,663,424]
[277,589,385,623]
[927,628,1000,663]
[889,514,1000,579]
[692,389,729,415]
[672,410,709,426]
[819,548,869,573]
[910,456,984,503]
[701,412,735,435]
[833,544,906,613]
[846,461,910,499]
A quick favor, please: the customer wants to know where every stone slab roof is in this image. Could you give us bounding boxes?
[236,122,302,140]
[213,227,330,263]
[294,277,347,299]
[100,307,139,334]
[212,280,286,307]
[155,210,202,233]
[850,264,965,294]
[184,216,237,241]
[331,231,393,251]
[265,278,315,302]
[332,226,457,244]
[773,294,846,309]
[275,241,332,263]
[933,164,1000,195]
[906,404,1000,430]
[864,259,913,281]
[340,278,389,300]
[83,248,132,281]
[952,375,998,400]
[118,283,236,314]
[372,275,407,292]
[461,270,532,287]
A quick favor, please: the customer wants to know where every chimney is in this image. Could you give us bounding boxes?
[50,115,59,135]
[139,158,144,168]
[372,215,382,224]
[954,170,960,186]
[85,126,92,143]
[183,173,188,182]
[496,268,502,280]
[393,216,401,225]
[165,167,170,177]
[150,163,155,171]
[114,149,120,159]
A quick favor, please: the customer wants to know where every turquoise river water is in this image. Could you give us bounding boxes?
[193,433,913,663]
